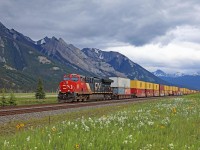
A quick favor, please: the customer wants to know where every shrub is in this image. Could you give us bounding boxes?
[8,91,17,106]
[1,88,7,106]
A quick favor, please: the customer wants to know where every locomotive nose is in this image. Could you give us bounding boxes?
[60,81,74,92]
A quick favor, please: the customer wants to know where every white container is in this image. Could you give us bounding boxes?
[109,77,130,88]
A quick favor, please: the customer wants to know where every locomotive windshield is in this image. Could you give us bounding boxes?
[63,77,79,82]
[71,77,79,82]
[64,77,70,81]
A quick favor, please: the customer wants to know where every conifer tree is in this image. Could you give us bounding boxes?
[35,79,46,99]
[9,90,17,106]
[1,88,7,106]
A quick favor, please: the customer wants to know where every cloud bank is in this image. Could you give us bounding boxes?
[1,0,200,73]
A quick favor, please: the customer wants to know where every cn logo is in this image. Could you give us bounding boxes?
[67,85,74,90]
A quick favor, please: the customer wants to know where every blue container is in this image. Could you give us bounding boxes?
[112,87,125,94]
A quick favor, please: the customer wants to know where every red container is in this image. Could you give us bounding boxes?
[164,91,169,96]
[153,90,160,96]
[130,88,146,97]
[146,89,154,97]
[125,88,131,94]
[159,84,165,96]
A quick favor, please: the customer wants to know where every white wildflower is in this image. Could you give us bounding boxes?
[169,143,174,149]
[26,136,30,142]
[147,121,154,126]
[4,140,9,147]
[123,140,128,144]
[119,127,123,131]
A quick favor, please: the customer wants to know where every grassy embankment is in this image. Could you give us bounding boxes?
[0,94,200,149]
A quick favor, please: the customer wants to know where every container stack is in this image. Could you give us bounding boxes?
[159,84,165,96]
[180,88,184,95]
[109,77,130,95]
[130,80,146,97]
[172,86,178,95]
[153,83,159,96]
[164,85,169,96]
[145,82,154,97]
[169,86,173,95]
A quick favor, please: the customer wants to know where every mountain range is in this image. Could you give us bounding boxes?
[152,70,200,90]
[0,21,174,91]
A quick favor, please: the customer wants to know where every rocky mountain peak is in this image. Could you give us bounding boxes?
[0,21,6,29]
[152,69,167,77]
[82,47,166,83]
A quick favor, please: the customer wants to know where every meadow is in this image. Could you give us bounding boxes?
[0,92,57,106]
[0,94,200,149]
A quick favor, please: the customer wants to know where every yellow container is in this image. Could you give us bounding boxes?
[130,80,145,89]
[153,83,159,90]
[180,88,184,92]
[169,86,173,91]
[145,82,153,90]
[164,85,169,91]
[172,86,177,91]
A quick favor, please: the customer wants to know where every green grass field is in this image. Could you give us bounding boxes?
[0,94,200,149]
[0,92,57,106]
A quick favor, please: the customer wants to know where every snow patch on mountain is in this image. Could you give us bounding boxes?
[38,56,51,64]
[153,69,200,77]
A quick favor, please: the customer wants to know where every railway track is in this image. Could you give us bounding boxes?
[0,96,176,116]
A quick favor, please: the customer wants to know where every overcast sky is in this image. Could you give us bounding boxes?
[1,0,200,74]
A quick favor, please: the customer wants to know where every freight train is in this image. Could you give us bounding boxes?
[58,73,198,102]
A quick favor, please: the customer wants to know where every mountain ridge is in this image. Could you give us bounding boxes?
[153,69,200,90]
[0,21,170,91]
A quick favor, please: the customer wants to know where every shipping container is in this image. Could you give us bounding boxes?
[109,77,130,88]
[145,82,154,97]
[153,83,159,90]
[168,86,173,95]
[159,84,165,96]
[145,82,153,90]
[180,88,184,95]
[112,87,125,94]
[164,85,169,96]
[130,88,146,97]
[172,86,178,95]
[125,88,131,94]
[130,80,146,89]
[177,87,182,95]
[146,89,154,97]
[153,83,159,96]
[164,85,169,91]
[164,90,169,96]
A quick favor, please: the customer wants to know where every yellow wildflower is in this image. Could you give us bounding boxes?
[172,107,177,114]
[51,126,56,132]
[75,144,80,149]
[16,123,25,130]
[16,124,21,130]
[20,123,25,127]
[160,125,165,129]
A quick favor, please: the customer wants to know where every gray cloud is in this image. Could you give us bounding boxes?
[1,0,200,48]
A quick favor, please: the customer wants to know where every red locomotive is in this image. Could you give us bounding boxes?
[58,74,113,102]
